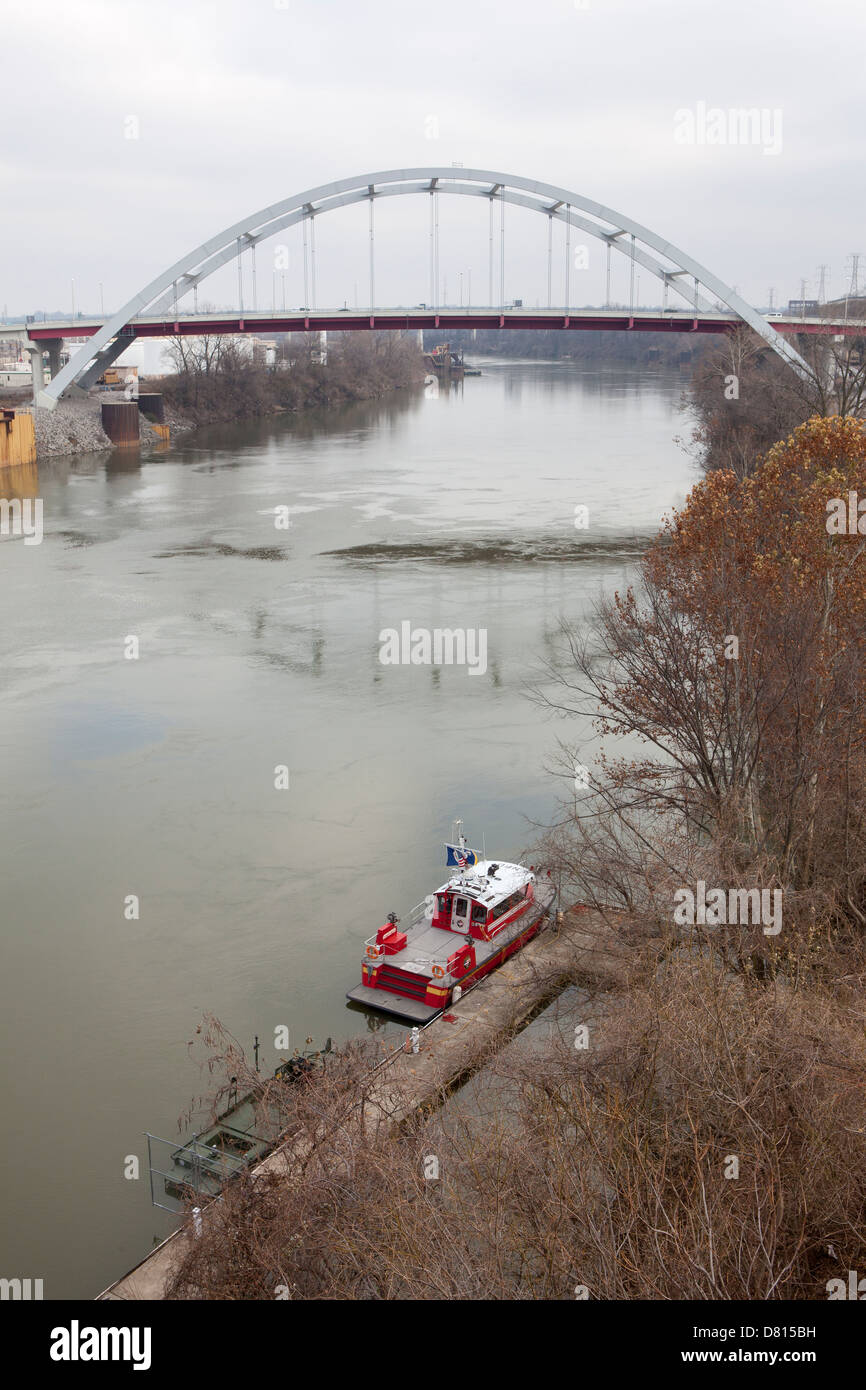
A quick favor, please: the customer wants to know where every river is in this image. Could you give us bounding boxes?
[0,357,698,1296]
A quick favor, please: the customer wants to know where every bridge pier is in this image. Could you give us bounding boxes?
[26,344,45,403]
[45,338,63,380]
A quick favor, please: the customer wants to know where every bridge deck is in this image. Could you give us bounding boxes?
[11,307,866,341]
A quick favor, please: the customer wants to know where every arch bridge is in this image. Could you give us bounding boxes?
[37,166,813,407]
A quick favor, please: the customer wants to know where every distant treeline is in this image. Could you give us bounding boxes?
[436,326,713,366]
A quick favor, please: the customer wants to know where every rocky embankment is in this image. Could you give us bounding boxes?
[33,396,193,458]
[34,399,112,456]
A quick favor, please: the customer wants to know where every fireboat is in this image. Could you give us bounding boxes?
[346,822,556,1022]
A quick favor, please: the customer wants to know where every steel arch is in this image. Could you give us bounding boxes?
[38,166,810,405]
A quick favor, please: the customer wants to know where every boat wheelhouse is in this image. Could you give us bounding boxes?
[346,824,556,1022]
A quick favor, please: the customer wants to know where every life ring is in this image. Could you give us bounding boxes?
[366,946,379,959]
[432,965,445,978]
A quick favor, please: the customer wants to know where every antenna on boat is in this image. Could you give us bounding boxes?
[452,817,469,884]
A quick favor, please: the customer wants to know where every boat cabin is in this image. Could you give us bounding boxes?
[431,860,534,942]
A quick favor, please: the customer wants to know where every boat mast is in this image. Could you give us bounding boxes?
[453,818,468,884]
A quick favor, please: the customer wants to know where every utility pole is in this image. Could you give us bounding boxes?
[816,264,829,304]
[767,287,775,313]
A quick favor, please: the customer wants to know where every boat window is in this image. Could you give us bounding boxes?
[437,894,450,914]
[455,898,468,917]
[492,892,521,920]
[471,903,487,923]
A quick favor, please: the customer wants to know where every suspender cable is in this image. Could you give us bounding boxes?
[310,216,317,310]
[489,196,494,307]
[303,218,309,310]
[251,243,257,312]
[434,189,440,310]
[547,215,553,309]
[629,233,635,312]
[605,242,611,309]
[430,191,435,308]
[237,240,243,313]
[565,205,571,312]
[499,185,505,308]
[369,191,375,311]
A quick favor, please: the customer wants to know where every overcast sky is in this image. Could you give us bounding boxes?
[3,0,864,317]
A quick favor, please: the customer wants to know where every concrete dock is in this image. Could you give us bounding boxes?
[99,904,633,1300]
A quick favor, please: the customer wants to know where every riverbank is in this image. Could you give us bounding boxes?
[100,901,633,1300]
[150,331,425,427]
[29,331,426,458]
[32,396,190,458]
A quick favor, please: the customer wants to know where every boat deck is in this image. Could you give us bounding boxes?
[346,984,440,1022]
[347,881,556,1021]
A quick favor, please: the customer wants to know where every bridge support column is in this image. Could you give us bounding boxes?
[44,338,64,380]
[26,344,45,404]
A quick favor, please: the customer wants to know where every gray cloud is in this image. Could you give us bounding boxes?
[3,0,864,315]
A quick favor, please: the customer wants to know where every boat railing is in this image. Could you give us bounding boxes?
[364,899,435,955]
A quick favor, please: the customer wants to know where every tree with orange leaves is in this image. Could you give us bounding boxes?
[544,415,866,941]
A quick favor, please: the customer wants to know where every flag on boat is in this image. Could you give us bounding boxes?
[446,844,478,868]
